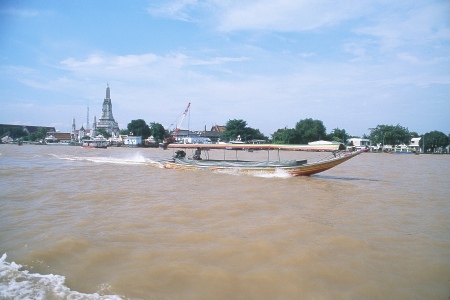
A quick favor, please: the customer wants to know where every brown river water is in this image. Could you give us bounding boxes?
[0,144,449,299]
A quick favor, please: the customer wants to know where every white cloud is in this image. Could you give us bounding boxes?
[298,52,316,58]
[397,52,419,64]
[354,1,449,51]
[0,8,40,18]
[147,0,202,22]
[342,41,369,61]
[58,52,247,83]
[146,0,370,31]
[212,0,370,32]
[61,54,106,68]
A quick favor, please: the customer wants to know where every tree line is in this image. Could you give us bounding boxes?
[2,118,448,152]
[0,126,49,142]
[123,118,449,152]
[367,125,449,153]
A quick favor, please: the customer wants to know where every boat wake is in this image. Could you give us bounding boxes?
[252,168,293,178]
[214,168,293,178]
[0,253,124,300]
[50,153,164,168]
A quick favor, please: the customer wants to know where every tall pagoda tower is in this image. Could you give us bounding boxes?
[96,84,120,137]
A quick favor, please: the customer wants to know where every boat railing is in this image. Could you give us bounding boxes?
[314,150,357,163]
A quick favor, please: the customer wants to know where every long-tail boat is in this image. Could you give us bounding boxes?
[162,143,362,176]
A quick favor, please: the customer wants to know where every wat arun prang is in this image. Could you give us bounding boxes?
[93,84,120,137]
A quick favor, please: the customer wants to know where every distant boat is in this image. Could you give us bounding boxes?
[162,143,362,177]
[81,135,108,149]
[229,135,245,144]
[391,146,418,155]
[44,135,59,144]
[108,137,123,147]
[391,151,417,155]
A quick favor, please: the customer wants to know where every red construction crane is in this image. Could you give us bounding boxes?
[164,102,190,144]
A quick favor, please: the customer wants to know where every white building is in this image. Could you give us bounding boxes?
[409,137,422,152]
[347,138,371,150]
[372,137,422,153]
[122,135,142,147]
[180,137,212,144]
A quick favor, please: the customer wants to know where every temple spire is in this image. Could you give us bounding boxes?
[96,84,119,137]
[106,83,110,99]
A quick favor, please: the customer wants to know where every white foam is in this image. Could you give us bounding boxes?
[214,168,293,178]
[251,168,293,178]
[0,253,123,300]
[53,153,162,167]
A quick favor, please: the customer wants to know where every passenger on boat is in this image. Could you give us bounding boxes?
[193,148,202,160]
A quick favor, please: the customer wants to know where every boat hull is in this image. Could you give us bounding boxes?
[81,141,108,149]
[81,145,108,149]
[163,151,361,176]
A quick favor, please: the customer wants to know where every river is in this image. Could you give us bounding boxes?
[0,144,449,299]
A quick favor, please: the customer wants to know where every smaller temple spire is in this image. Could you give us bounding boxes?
[92,116,97,137]
[71,118,76,141]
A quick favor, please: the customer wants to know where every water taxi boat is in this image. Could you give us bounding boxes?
[162,143,362,176]
[81,135,108,149]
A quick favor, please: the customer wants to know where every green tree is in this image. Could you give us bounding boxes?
[221,119,247,141]
[149,122,166,142]
[28,127,48,142]
[127,119,151,139]
[13,127,27,139]
[247,127,266,141]
[369,124,410,147]
[96,128,111,138]
[327,128,348,143]
[294,118,326,144]
[272,128,299,144]
[423,131,449,153]
[220,119,266,142]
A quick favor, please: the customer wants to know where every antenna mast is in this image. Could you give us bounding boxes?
[86,107,90,130]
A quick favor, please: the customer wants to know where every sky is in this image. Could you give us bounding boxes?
[0,0,449,137]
